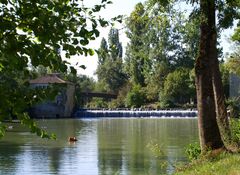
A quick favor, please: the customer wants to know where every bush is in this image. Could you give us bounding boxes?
[230,119,240,144]
[125,84,146,108]
[159,68,195,107]
[86,98,108,108]
[185,142,201,161]
[109,83,131,108]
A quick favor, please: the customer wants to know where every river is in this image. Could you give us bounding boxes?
[0,118,198,175]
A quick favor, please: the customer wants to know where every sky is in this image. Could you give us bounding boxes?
[70,0,235,79]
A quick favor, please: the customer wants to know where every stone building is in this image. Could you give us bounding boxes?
[29,73,75,118]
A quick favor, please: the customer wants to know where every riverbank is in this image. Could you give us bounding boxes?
[175,153,240,175]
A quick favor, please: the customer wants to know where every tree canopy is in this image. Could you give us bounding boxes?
[95,28,127,93]
[93,0,240,152]
[0,0,115,138]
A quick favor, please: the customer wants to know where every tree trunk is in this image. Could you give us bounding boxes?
[211,43,231,146]
[195,0,224,152]
[209,13,231,145]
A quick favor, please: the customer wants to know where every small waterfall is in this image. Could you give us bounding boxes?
[74,109,198,118]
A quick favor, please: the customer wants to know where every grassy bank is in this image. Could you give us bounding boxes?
[175,153,240,175]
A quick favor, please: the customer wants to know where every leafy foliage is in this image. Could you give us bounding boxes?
[125,84,146,108]
[97,58,127,93]
[65,73,96,107]
[90,0,238,111]
[109,83,131,108]
[185,142,201,161]
[0,0,112,71]
[160,68,195,107]
[232,26,240,42]
[97,38,109,65]
[96,28,127,93]
[225,49,240,76]
[0,0,113,138]
[217,0,240,29]
[124,3,150,86]
[86,98,108,108]
[147,140,164,158]
[124,1,200,108]
[230,119,240,144]
[0,123,6,138]
[220,62,230,98]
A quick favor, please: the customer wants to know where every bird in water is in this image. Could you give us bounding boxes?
[68,137,77,142]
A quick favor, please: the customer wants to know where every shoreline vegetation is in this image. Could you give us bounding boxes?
[175,118,240,175]
[175,152,240,175]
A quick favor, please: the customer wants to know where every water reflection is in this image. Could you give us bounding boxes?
[97,118,198,175]
[0,143,22,174]
[0,118,198,175]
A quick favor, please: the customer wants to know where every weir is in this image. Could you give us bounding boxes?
[74,109,198,118]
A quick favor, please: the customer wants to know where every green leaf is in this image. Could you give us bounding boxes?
[80,39,89,46]
[93,5,102,12]
[73,39,79,45]
[93,29,100,37]
[70,66,77,75]
[0,124,6,138]
[88,49,95,56]
[0,63,4,72]
[1,0,8,5]
[79,65,86,69]
[99,19,108,27]
[59,64,68,72]
[0,0,110,139]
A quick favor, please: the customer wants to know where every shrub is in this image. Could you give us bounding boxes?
[160,68,195,106]
[109,83,131,108]
[86,98,108,108]
[125,84,146,108]
[159,92,175,108]
[230,119,240,144]
[185,142,201,161]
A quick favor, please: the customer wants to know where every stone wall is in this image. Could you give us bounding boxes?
[230,73,240,98]
[64,84,75,117]
[29,102,65,118]
[29,84,75,118]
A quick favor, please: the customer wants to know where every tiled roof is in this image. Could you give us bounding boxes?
[30,74,67,84]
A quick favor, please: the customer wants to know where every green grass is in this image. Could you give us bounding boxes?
[175,153,240,175]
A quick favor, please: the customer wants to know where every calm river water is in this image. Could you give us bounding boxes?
[0,118,198,175]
